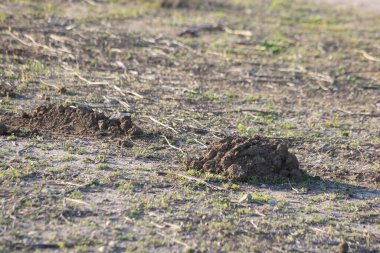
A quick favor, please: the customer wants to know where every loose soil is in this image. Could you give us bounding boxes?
[186,136,304,181]
[0,0,379,252]
[0,104,141,138]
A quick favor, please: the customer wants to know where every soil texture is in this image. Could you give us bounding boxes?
[1,0,379,252]
[186,136,304,181]
[0,104,141,138]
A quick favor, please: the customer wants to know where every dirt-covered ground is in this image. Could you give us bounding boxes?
[310,0,380,14]
[0,0,379,252]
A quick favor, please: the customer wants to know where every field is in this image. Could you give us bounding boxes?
[0,0,379,252]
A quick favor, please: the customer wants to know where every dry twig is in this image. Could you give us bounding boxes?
[74,73,109,85]
[151,221,181,230]
[113,85,144,99]
[147,116,179,134]
[335,108,380,117]
[358,50,380,62]
[6,31,74,58]
[162,135,184,154]
[64,197,92,209]
[157,232,192,249]
[159,171,226,191]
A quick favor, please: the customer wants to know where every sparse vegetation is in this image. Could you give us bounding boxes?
[0,0,379,252]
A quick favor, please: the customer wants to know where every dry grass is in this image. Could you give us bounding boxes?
[0,0,379,252]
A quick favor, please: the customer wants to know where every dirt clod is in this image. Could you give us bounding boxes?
[338,241,349,253]
[185,135,304,182]
[59,87,67,94]
[0,104,142,138]
[0,123,7,135]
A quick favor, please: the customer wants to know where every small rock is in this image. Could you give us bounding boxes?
[27,231,38,236]
[107,98,119,105]
[108,241,116,248]
[98,246,106,253]
[118,139,134,148]
[268,199,277,206]
[42,188,62,194]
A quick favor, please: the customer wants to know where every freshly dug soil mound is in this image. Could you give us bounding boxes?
[159,0,203,9]
[0,104,141,138]
[159,0,226,10]
[185,136,304,182]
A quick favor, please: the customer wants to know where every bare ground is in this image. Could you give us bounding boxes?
[310,0,380,14]
[0,0,379,252]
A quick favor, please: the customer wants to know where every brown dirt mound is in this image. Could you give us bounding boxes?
[160,0,194,8]
[185,135,304,182]
[0,104,142,138]
[159,0,227,10]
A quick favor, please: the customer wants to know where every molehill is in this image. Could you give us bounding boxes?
[185,135,304,182]
[0,104,141,138]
